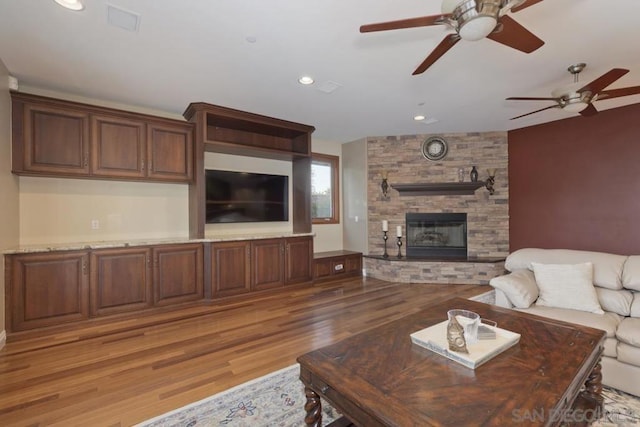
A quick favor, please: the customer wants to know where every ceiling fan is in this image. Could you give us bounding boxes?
[506,63,640,120]
[359,0,545,75]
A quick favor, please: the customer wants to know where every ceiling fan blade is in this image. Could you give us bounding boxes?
[487,15,544,53]
[506,96,559,101]
[579,103,598,116]
[510,104,559,120]
[360,14,449,33]
[598,85,640,100]
[412,34,460,75]
[511,0,544,13]
[578,69,629,95]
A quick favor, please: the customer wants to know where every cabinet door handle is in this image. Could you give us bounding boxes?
[82,260,87,275]
[84,156,88,167]
[141,160,145,171]
[149,159,153,172]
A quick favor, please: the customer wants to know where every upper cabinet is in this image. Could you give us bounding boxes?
[11,92,194,183]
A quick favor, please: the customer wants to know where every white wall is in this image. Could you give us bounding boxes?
[311,139,343,252]
[0,61,20,344]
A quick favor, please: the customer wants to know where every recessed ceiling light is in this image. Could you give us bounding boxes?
[298,76,314,85]
[414,115,426,121]
[54,0,84,11]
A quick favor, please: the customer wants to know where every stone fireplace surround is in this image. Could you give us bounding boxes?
[364,131,509,284]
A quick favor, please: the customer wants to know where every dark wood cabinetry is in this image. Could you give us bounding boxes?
[7,251,89,332]
[153,243,203,306]
[90,247,151,316]
[12,100,90,176]
[211,241,251,298]
[313,250,363,283]
[11,92,194,183]
[183,103,314,238]
[252,239,284,290]
[285,236,313,285]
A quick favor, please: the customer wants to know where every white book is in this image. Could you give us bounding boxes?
[410,320,521,369]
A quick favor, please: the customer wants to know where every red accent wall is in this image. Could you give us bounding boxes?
[508,102,640,255]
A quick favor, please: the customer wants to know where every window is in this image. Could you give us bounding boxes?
[311,153,339,224]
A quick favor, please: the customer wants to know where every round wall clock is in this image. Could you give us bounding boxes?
[421,136,448,161]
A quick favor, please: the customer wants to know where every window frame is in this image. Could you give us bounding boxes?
[311,152,340,225]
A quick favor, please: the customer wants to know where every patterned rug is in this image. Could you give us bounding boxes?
[138,364,640,427]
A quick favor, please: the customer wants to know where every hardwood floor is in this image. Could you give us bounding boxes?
[0,277,487,426]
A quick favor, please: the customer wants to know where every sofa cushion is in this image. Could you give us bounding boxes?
[631,293,640,318]
[595,288,633,317]
[617,343,640,368]
[515,305,621,338]
[489,269,538,309]
[622,255,640,291]
[617,317,640,347]
[604,337,618,358]
[505,248,626,290]
[532,262,604,314]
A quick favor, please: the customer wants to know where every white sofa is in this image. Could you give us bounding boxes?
[490,248,640,397]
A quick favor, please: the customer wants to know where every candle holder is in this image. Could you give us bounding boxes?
[396,236,403,259]
[382,231,389,258]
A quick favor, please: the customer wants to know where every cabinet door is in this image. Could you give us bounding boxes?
[91,115,146,178]
[8,251,89,332]
[285,236,313,285]
[211,241,251,297]
[153,243,203,306]
[345,255,362,275]
[147,122,194,182]
[19,101,90,175]
[251,239,284,290]
[90,247,151,316]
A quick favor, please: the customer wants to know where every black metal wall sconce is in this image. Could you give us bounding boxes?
[381,170,389,198]
[485,168,496,195]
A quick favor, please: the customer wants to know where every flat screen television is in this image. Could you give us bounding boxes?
[205,169,289,223]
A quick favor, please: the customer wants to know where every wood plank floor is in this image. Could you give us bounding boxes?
[0,277,487,426]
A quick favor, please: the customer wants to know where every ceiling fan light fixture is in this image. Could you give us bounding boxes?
[53,0,84,11]
[458,16,497,40]
[562,100,588,113]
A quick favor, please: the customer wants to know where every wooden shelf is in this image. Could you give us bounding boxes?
[392,182,486,196]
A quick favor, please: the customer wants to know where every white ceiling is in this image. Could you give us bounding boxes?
[1,0,640,142]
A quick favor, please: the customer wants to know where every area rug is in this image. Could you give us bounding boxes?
[138,364,640,427]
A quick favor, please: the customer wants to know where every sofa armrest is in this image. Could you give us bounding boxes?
[489,269,539,309]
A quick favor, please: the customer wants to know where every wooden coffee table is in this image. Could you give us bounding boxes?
[297,298,606,426]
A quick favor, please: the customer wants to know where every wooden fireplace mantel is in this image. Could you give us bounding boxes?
[392,182,486,196]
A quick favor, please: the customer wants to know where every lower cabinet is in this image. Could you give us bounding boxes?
[153,243,204,306]
[90,247,152,316]
[8,251,89,332]
[252,239,284,290]
[211,241,251,298]
[285,236,313,285]
[313,251,363,283]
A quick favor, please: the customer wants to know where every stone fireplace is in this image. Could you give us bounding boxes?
[406,213,467,258]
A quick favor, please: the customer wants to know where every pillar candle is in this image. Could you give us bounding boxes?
[382,220,388,232]
[396,225,402,237]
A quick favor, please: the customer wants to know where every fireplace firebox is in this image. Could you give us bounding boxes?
[406,213,467,258]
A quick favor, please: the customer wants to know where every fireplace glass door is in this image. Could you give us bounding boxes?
[406,213,467,258]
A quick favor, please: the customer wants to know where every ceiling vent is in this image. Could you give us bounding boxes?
[107,4,140,32]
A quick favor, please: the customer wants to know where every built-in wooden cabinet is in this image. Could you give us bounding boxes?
[7,251,90,332]
[183,103,314,238]
[285,236,313,285]
[153,243,203,306]
[90,247,151,316]
[313,250,363,283]
[15,101,91,176]
[211,241,251,298]
[11,92,194,183]
[252,239,285,290]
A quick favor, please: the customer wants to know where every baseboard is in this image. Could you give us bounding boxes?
[0,330,6,350]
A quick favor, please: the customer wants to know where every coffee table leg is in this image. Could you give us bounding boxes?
[574,361,604,423]
[304,386,323,427]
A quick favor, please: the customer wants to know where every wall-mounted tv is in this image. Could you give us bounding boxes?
[205,169,289,223]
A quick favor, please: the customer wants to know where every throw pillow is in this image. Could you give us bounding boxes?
[489,269,539,308]
[532,262,604,314]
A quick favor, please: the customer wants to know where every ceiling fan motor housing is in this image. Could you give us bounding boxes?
[452,0,502,41]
